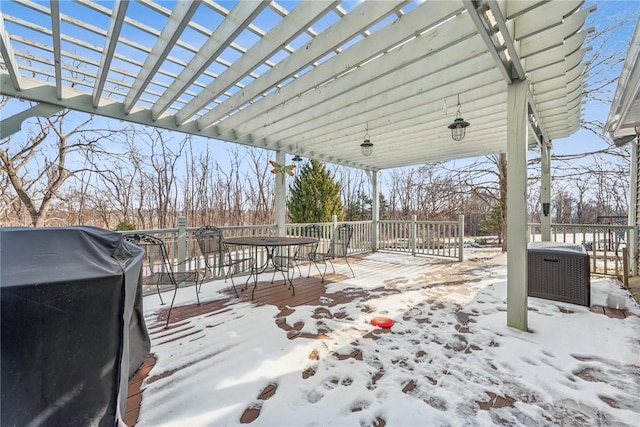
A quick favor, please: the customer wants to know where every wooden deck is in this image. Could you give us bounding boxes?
[124,254,636,426]
[125,257,382,426]
[125,354,157,427]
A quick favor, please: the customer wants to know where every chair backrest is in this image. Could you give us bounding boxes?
[195,226,227,267]
[123,233,174,276]
[329,224,353,257]
[297,224,322,259]
[302,224,323,239]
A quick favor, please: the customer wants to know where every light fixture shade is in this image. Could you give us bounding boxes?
[292,154,302,162]
[361,138,373,156]
[448,117,470,141]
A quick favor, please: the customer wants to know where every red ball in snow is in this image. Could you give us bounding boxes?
[370,316,394,328]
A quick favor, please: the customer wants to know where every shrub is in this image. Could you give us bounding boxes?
[115,221,136,231]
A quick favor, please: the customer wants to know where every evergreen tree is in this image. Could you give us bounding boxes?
[346,192,371,221]
[346,191,390,220]
[378,193,390,220]
[478,205,503,244]
[288,160,343,223]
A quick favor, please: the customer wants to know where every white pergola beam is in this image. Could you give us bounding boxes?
[0,102,64,139]
[0,14,22,90]
[215,0,464,134]
[282,90,507,153]
[123,0,198,114]
[259,41,491,144]
[0,0,591,176]
[49,0,62,99]
[196,0,409,129]
[488,1,526,80]
[513,0,583,40]
[463,0,512,84]
[223,10,480,141]
[92,0,129,107]
[504,0,548,20]
[520,7,592,58]
[177,1,339,126]
[150,0,270,120]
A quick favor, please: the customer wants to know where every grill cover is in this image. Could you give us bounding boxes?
[1,226,150,427]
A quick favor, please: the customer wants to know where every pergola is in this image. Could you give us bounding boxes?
[0,0,593,331]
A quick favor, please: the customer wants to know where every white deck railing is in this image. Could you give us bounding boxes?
[121,215,465,282]
[122,218,637,282]
[528,223,637,277]
[378,215,464,261]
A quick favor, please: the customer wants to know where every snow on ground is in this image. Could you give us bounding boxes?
[137,252,640,427]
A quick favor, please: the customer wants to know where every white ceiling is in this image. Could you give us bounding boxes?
[0,0,593,171]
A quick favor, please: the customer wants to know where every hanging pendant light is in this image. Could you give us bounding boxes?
[360,123,373,156]
[292,143,303,163]
[447,94,470,142]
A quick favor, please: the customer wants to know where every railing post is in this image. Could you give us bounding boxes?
[371,220,378,252]
[177,216,187,272]
[371,170,380,252]
[411,215,417,256]
[458,214,465,261]
[630,226,638,276]
[331,215,338,255]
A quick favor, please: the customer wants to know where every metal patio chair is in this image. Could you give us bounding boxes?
[271,224,322,283]
[194,226,255,297]
[123,233,199,328]
[308,223,355,282]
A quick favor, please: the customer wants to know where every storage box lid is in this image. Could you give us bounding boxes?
[528,241,587,254]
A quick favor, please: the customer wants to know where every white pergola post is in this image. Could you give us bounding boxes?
[506,80,528,332]
[274,150,287,237]
[371,170,380,251]
[541,141,551,241]
[628,141,639,275]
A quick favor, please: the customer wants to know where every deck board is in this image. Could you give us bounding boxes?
[124,263,361,425]
[124,254,636,426]
[125,354,156,426]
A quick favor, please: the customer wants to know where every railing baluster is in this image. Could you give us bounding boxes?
[527,222,634,277]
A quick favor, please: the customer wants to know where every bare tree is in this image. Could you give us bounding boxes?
[580,8,637,141]
[0,109,119,227]
[440,154,507,249]
[245,148,274,224]
[211,146,247,225]
[332,165,368,221]
[384,163,463,221]
[140,129,187,229]
[87,131,145,229]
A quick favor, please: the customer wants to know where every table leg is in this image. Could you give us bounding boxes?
[248,245,277,299]
[274,245,296,295]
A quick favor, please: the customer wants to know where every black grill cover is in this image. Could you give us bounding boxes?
[1,226,150,427]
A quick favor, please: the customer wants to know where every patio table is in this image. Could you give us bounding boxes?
[225,236,318,298]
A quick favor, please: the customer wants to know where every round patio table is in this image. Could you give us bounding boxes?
[225,236,318,299]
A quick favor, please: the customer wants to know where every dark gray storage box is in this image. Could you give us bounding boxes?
[527,242,591,306]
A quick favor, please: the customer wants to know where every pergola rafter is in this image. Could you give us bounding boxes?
[0,0,591,171]
[0,0,597,331]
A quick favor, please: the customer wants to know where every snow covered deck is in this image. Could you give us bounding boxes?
[126,252,639,426]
